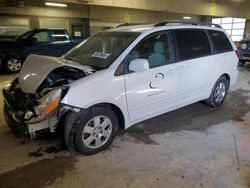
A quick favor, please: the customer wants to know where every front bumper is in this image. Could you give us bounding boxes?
[240,53,250,61]
[4,101,59,138]
[3,88,59,138]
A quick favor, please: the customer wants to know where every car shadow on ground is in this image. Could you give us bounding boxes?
[244,62,250,71]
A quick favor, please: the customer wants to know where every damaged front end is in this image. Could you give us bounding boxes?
[3,54,93,139]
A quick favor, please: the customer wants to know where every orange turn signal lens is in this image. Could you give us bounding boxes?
[43,98,60,117]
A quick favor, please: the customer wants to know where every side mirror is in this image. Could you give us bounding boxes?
[129,59,149,72]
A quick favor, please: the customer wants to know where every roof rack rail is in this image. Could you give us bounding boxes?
[116,23,147,28]
[154,21,221,28]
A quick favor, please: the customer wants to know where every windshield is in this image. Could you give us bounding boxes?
[16,30,33,40]
[64,32,140,70]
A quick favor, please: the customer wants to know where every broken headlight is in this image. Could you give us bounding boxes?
[34,88,62,118]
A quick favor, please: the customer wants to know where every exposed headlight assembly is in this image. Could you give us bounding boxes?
[26,88,62,123]
[35,88,62,118]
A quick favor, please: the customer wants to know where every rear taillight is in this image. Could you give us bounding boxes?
[236,42,241,49]
[235,50,240,58]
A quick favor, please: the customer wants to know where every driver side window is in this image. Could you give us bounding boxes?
[128,31,173,69]
[32,31,50,43]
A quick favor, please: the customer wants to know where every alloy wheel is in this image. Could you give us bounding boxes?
[7,59,22,72]
[214,82,226,103]
[82,115,112,149]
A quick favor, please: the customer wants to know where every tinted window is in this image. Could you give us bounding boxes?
[208,30,233,53]
[127,32,173,69]
[32,31,50,42]
[174,29,211,61]
[52,30,68,41]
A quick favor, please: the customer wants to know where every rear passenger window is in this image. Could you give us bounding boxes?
[52,30,68,41]
[208,30,233,53]
[174,29,211,61]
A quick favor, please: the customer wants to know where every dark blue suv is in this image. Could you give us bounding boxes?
[238,39,250,67]
[0,29,83,73]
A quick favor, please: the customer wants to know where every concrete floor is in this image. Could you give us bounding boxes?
[0,65,250,188]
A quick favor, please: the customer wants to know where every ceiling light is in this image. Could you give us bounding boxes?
[45,2,68,7]
[183,16,192,20]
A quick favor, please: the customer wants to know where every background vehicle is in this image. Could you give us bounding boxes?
[0,29,83,73]
[3,22,239,155]
[237,39,250,67]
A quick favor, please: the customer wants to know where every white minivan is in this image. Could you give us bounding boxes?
[3,22,239,154]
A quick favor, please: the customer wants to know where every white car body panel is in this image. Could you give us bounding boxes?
[60,24,239,129]
[60,68,131,128]
[125,63,179,124]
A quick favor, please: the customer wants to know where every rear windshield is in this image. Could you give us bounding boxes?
[64,32,140,70]
[208,30,233,53]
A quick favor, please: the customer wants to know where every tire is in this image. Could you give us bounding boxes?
[238,60,246,67]
[4,56,23,73]
[205,76,230,107]
[72,106,118,155]
[63,112,79,153]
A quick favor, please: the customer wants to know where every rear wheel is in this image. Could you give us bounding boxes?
[238,60,246,67]
[205,76,229,107]
[72,106,118,155]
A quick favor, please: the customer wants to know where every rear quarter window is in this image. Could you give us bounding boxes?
[173,29,212,61]
[208,30,233,53]
[52,30,68,41]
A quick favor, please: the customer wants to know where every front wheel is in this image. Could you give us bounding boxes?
[4,56,22,73]
[72,106,118,155]
[205,76,229,107]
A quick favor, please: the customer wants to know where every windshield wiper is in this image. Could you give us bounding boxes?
[65,54,108,70]
[88,65,102,70]
[65,56,81,62]
[65,56,99,70]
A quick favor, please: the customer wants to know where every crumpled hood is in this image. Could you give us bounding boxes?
[18,54,93,94]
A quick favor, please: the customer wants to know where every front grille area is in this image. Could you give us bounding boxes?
[242,54,250,58]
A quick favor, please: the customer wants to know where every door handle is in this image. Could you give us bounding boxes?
[170,67,178,71]
[179,64,189,70]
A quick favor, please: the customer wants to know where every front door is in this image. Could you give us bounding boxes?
[26,30,55,56]
[124,31,179,124]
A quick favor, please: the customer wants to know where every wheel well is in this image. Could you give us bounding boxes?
[3,53,24,63]
[220,73,231,88]
[221,73,230,83]
[92,103,125,131]
[4,51,25,61]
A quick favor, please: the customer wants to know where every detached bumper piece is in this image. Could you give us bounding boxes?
[3,102,24,134]
[2,88,15,107]
[27,116,58,139]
